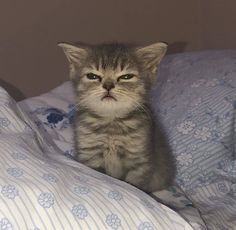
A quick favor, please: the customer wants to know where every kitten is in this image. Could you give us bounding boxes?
[59,42,174,192]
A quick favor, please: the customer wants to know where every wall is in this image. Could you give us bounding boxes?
[0,0,236,100]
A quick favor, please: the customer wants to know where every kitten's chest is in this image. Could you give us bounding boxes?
[77,118,148,178]
[102,133,126,178]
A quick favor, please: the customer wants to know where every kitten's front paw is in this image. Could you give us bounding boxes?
[125,170,149,191]
[148,171,172,192]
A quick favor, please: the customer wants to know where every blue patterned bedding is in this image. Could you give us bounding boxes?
[19,49,236,230]
[2,49,236,230]
[152,50,236,230]
[0,88,192,227]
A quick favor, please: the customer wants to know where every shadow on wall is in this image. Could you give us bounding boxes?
[0,79,26,101]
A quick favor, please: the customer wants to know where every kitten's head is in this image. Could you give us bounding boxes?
[59,42,167,117]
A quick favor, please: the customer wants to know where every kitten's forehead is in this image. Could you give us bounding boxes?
[89,43,137,71]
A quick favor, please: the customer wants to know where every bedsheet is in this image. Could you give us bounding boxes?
[18,81,206,230]
[0,87,193,229]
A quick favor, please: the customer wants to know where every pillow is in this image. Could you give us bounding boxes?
[152,50,236,189]
[151,50,236,229]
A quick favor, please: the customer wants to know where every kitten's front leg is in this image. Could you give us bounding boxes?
[125,163,152,192]
[104,150,124,179]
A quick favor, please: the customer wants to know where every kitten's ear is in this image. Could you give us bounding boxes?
[58,42,88,68]
[135,42,167,73]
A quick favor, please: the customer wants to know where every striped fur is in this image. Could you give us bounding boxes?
[59,42,174,192]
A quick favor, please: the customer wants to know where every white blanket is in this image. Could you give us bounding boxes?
[0,86,193,229]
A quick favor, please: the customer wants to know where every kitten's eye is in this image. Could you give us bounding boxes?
[86,73,101,81]
[118,74,135,81]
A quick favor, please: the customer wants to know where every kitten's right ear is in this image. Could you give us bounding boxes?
[58,42,88,67]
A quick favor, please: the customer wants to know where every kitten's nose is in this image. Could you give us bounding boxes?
[102,82,115,91]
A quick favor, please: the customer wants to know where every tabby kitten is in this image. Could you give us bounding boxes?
[59,42,173,192]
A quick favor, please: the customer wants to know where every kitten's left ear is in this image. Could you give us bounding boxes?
[58,42,88,68]
[135,42,167,73]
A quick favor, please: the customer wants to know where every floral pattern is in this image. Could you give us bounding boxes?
[194,127,212,141]
[1,185,19,199]
[42,173,58,183]
[11,152,27,160]
[0,117,10,127]
[6,168,23,178]
[176,153,193,167]
[0,218,13,230]
[30,105,75,130]
[106,213,121,229]
[73,186,90,195]
[217,182,230,194]
[177,121,196,134]
[107,191,123,201]
[138,222,154,230]
[38,192,54,208]
[72,204,88,220]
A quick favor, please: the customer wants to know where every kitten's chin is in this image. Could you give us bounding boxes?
[88,100,134,118]
[101,95,117,101]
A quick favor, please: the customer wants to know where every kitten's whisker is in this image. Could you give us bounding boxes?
[75,91,110,110]
[115,91,152,121]
[132,103,152,122]
[119,95,151,119]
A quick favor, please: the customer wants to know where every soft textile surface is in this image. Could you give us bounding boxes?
[0,89,192,230]
[152,50,236,230]
[19,49,236,230]
[19,82,206,229]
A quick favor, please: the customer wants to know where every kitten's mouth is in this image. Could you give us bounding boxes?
[101,92,117,101]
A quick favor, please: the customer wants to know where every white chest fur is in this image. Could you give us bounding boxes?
[77,115,149,180]
[103,135,123,179]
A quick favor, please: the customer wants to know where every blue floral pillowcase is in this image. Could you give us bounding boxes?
[151,50,236,229]
[152,50,236,191]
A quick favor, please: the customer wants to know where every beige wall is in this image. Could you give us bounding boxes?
[1,0,236,100]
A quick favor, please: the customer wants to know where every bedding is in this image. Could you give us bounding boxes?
[1,49,235,230]
[18,49,236,230]
[0,88,193,229]
[152,50,236,230]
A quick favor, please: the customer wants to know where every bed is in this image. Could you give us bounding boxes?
[1,49,236,230]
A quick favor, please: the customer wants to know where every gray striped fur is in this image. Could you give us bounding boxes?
[59,42,174,192]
